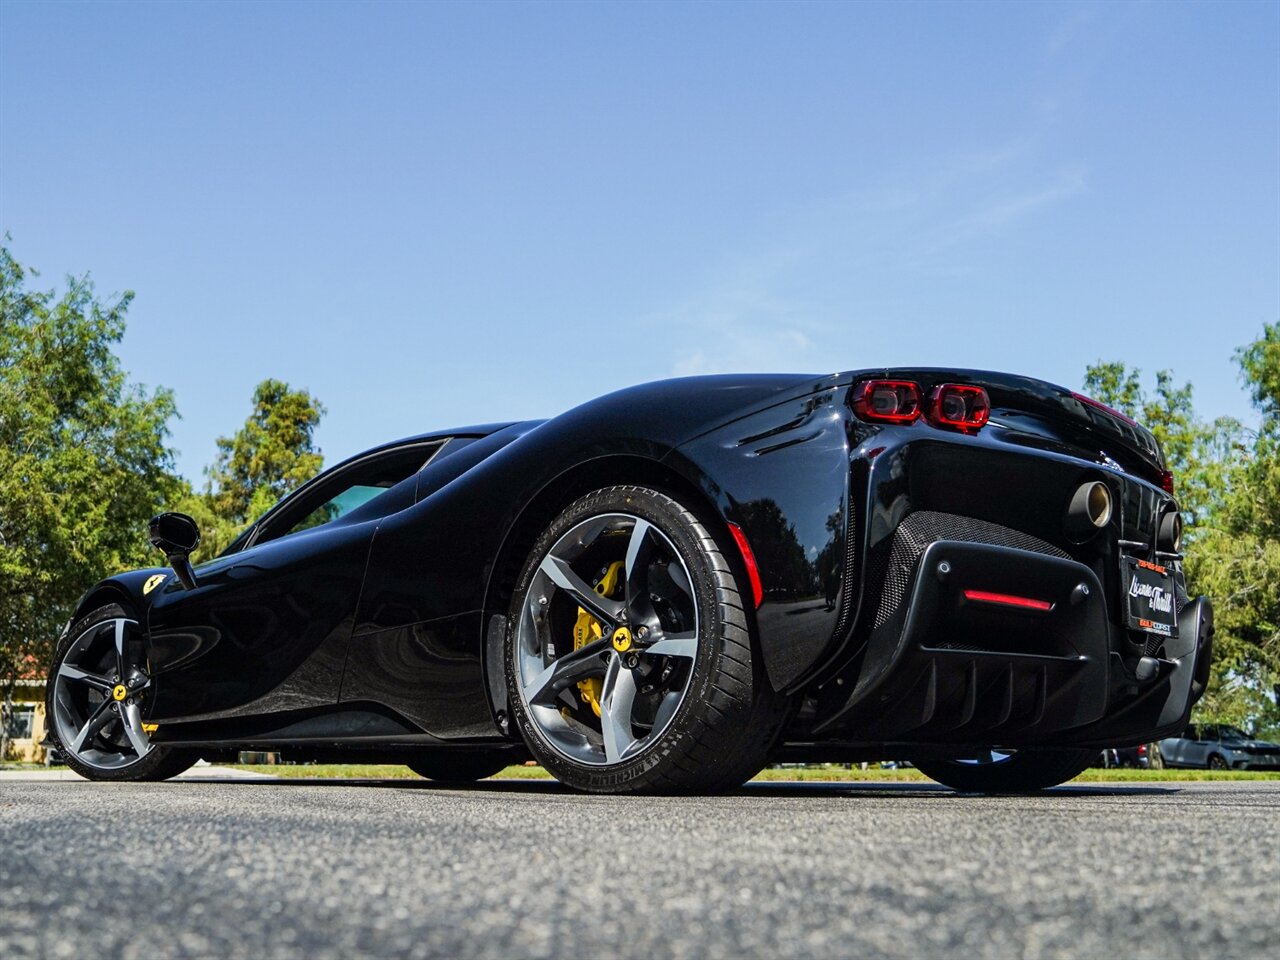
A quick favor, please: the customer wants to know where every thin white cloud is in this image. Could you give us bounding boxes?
[656,156,1087,379]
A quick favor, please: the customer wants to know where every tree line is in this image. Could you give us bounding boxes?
[2,240,1277,737]
[1,242,324,742]
[1084,330,1280,731]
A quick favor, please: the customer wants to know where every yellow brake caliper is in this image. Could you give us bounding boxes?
[570,560,624,718]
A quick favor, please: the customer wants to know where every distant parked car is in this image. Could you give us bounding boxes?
[1159,724,1280,770]
[1098,742,1156,768]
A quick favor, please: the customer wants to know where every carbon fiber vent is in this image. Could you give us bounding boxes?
[872,511,1070,628]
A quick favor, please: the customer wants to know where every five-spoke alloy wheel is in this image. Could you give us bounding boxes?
[505,485,787,794]
[46,604,196,781]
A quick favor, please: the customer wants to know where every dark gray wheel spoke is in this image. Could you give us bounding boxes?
[644,631,698,659]
[58,664,113,692]
[525,637,611,705]
[959,748,1013,766]
[69,698,115,753]
[539,555,625,625]
[650,689,682,738]
[665,559,693,602]
[121,702,151,757]
[599,653,639,764]
[623,519,658,618]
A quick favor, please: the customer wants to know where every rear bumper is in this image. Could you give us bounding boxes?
[810,538,1213,749]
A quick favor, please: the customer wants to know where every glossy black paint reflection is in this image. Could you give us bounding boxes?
[355,375,828,633]
[669,385,852,690]
[339,613,495,738]
[145,517,376,721]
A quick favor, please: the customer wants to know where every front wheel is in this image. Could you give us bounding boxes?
[45,604,198,782]
[913,747,1096,793]
[1207,753,1229,770]
[505,485,787,794]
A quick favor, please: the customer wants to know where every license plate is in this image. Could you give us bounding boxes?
[1123,557,1179,638]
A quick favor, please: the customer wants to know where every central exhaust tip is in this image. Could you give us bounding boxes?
[1067,480,1113,537]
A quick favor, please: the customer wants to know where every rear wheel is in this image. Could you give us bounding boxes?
[913,747,1095,793]
[406,752,511,783]
[46,603,198,782]
[505,485,787,794]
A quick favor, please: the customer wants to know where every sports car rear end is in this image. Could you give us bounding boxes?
[674,368,1214,761]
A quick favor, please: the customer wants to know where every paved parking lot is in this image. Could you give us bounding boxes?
[1,777,1275,959]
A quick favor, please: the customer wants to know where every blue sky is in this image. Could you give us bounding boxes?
[2,0,1277,482]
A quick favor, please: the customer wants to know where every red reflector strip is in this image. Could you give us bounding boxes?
[727,522,764,609]
[963,589,1053,612]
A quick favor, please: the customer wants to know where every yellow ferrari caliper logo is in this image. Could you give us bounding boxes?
[112,684,128,702]
[571,560,624,718]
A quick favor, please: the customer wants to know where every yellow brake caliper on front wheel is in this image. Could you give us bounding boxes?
[570,560,624,718]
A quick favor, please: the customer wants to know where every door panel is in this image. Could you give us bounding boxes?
[142,442,442,726]
[338,612,497,738]
[145,519,377,722]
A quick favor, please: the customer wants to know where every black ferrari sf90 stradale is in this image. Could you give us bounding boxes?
[46,370,1214,793]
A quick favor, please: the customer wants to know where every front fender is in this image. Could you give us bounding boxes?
[69,566,174,626]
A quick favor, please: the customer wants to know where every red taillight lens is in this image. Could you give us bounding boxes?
[1160,470,1175,494]
[927,384,990,432]
[852,380,921,424]
[1138,744,1147,756]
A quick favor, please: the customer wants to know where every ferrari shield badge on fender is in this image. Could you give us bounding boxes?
[143,574,167,595]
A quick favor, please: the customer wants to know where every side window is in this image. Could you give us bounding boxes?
[252,442,443,546]
[1183,725,1198,740]
[282,482,401,538]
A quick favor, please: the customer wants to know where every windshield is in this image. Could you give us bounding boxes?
[1218,725,1250,742]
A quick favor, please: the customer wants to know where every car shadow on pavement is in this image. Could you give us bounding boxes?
[174,775,1180,798]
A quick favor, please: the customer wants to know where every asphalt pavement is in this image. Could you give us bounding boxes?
[1,776,1275,959]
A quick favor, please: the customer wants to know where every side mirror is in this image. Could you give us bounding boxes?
[148,512,201,590]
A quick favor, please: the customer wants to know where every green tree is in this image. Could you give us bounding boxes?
[190,378,325,558]
[1085,325,1280,732]
[1082,363,1240,529]
[0,243,181,756]
[1192,323,1280,730]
